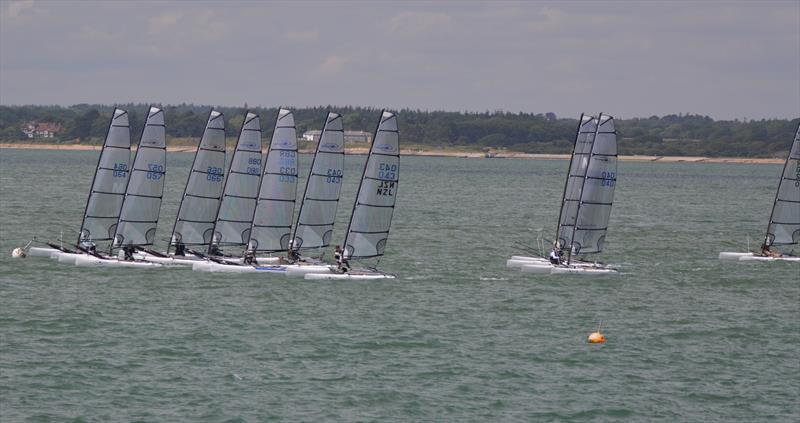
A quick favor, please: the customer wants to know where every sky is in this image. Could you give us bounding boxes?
[1,0,798,120]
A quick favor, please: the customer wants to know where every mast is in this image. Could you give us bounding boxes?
[341,110,382,257]
[341,110,399,260]
[245,108,298,254]
[110,106,166,253]
[762,122,800,250]
[207,111,261,254]
[553,113,585,250]
[567,113,602,264]
[290,112,331,252]
[167,109,225,254]
[77,108,129,246]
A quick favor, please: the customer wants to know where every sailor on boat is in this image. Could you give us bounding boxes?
[760,243,782,258]
[287,248,301,263]
[243,248,257,265]
[334,245,349,273]
[549,247,561,265]
[122,246,136,261]
[173,241,186,257]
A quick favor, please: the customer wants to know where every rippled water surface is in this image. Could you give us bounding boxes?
[1,149,798,421]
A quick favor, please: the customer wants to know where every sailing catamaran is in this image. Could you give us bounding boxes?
[719,122,800,262]
[506,113,619,275]
[136,110,227,265]
[194,110,343,275]
[74,106,167,267]
[304,110,400,280]
[26,108,132,260]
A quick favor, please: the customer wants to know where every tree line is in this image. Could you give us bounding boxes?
[1,104,797,157]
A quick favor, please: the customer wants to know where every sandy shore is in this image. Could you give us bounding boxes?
[0,143,784,164]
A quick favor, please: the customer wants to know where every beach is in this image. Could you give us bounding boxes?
[0,142,785,164]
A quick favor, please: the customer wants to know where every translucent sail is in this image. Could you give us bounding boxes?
[169,110,226,251]
[78,108,131,244]
[765,123,800,247]
[113,106,166,247]
[290,112,345,250]
[572,114,617,254]
[210,112,262,249]
[555,115,597,250]
[248,108,298,252]
[343,111,399,259]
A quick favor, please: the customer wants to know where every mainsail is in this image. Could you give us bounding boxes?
[570,114,617,255]
[764,122,800,248]
[342,110,399,259]
[247,108,299,252]
[78,108,131,245]
[290,112,345,250]
[210,112,262,251]
[113,106,166,248]
[555,115,597,251]
[169,110,226,252]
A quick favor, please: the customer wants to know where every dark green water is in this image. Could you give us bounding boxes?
[1,149,797,421]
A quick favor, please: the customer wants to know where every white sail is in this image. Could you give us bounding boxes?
[290,112,345,250]
[113,106,166,247]
[211,112,262,249]
[556,115,597,250]
[342,110,399,259]
[571,114,617,254]
[169,110,226,251]
[248,108,298,252]
[79,108,131,244]
[765,123,800,247]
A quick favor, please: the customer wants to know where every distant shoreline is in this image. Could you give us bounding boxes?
[0,143,784,164]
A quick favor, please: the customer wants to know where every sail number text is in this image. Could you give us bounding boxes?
[247,157,261,175]
[146,163,164,180]
[206,166,223,182]
[378,163,397,181]
[112,163,128,178]
[326,169,342,184]
[377,180,395,196]
[600,171,616,187]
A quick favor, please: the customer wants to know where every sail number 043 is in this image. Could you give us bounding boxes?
[378,163,397,180]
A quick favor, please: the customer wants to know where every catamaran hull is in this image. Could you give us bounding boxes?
[56,252,85,264]
[304,272,396,280]
[73,254,165,268]
[519,263,617,275]
[28,247,61,257]
[739,255,800,262]
[718,252,754,260]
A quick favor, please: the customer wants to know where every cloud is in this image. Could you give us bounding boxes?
[527,6,566,32]
[318,55,349,74]
[285,29,319,42]
[389,11,452,36]
[2,0,34,19]
[148,12,181,35]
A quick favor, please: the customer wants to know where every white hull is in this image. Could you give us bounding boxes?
[510,255,615,274]
[137,251,281,266]
[192,260,332,275]
[57,252,85,264]
[304,272,396,280]
[28,247,60,257]
[718,252,754,260]
[73,254,165,268]
[739,255,800,262]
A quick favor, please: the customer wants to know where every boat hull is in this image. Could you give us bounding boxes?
[73,254,165,268]
[304,272,396,280]
[28,247,60,257]
[739,255,800,262]
[718,252,754,260]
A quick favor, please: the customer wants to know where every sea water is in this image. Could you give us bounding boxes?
[0,149,797,421]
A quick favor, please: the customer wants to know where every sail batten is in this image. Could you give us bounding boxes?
[342,110,400,260]
[169,110,226,252]
[113,106,167,248]
[78,108,132,244]
[290,112,345,251]
[209,112,262,251]
[764,123,800,247]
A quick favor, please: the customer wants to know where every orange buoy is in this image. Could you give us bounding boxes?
[588,331,605,344]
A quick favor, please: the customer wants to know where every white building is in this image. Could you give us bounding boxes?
[301,130,372,144]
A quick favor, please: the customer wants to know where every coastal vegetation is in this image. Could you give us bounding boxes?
[1,104,797,158]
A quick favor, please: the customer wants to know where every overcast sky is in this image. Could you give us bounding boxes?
[1,0,798,120]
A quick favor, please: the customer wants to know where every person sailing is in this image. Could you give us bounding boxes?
[243,247,257,265]
[122,246,136,261]
[760,243,781,258]
[334,245,349,273]
[173,241,186,257]
[287,248,300,263]
[549,247,561,265]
